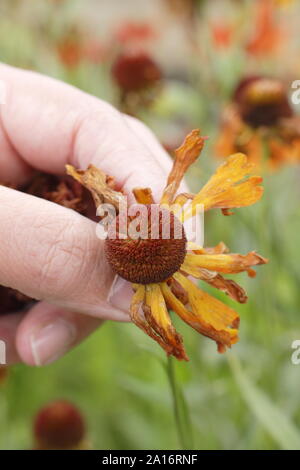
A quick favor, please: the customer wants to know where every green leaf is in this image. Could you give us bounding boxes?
[229,355,300,450]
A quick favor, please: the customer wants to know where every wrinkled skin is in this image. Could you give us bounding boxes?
[0,64,190,366]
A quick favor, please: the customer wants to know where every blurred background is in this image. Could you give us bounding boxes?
[1,0,300,450]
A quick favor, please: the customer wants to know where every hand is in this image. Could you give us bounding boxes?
[0,63,181,366]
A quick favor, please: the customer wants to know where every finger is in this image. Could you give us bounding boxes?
[0,64,173,201]
[0,125,33,186]
[0,185,130,320]
[0,312,23,364]
[0,64,198,322]
[16,301,103,366]
[123,115,174,174]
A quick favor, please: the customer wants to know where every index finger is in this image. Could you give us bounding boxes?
[0,63,174,201]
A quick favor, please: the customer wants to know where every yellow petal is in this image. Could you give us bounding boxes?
[130,284,146,324]
[130,284,188,360]
[133,187,154,205]
[183,153,263,219]
[186,241,204,252]
[183,251,268,274]
[170,193,194,218]
[179,263,248,303]
[173,193,194,207]
[187,241,229,254]
[160,129,205,206]
[163,272,239,353]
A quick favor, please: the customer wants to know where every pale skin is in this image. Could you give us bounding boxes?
[0,63,189,366]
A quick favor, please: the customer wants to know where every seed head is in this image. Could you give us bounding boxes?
[111,52,161,93]
[105,205,187,284]
[34,400,85,450]
[234,76,292,128]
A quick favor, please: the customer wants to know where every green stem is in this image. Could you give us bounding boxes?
[166,356,193,450]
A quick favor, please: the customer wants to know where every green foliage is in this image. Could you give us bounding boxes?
[0,0,300,451]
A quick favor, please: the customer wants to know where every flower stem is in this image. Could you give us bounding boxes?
[166,356,193,450]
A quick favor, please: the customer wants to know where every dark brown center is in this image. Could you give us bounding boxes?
[105,205,187,284]
[235,77,292,128]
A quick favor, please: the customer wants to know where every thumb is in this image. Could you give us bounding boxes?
[0,185,126,320]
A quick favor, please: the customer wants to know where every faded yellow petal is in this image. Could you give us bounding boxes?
[187,241,229,254]
[130,284,146,324]
[167,277,189,305]
[130,284,188,360]
[206,275,248,304]
[164,272,239,353]
[170,193,194,218]
[160,129,205,206]
[180,262,248,303]
[173,193,194,207]
[182,153,263,219]
[186,241,203,252]
[133,187,154,205]
[183,251,268,274]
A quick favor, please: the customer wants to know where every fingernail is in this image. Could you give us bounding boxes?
[107,275,133,314]
[30,319,77,366]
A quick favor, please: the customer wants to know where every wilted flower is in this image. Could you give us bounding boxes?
[67,129,267,360]
[111,51,162,114]
[216,76,300,168]
[234,76,292,128]
[34,400,87,450]
[112,51,161,94]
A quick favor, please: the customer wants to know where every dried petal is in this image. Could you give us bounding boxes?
[183,153,263,218]
[130,284,188,360]
[172,193,194,207]
[44,181,82,210]
[167,277,189,305]
[221,208,234,216]
[171,193,194,217]
[160,129,206,206]
[187,241,229,254]
[144,284,188,360]
[206,275,248,304]
[133,187,154,204]
[162,273,239,353]
[183,251,268,274]
[180,263,248,303]
[66,164,124,211]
